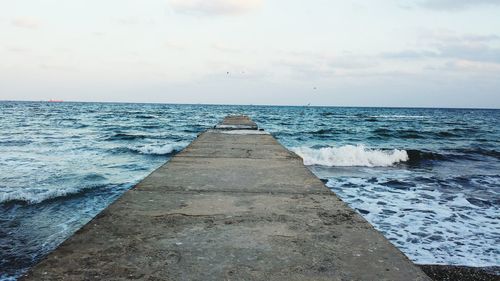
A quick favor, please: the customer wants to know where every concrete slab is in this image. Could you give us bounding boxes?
[215,115,258,130]
[176,132,296,159]
[193,131,278,144]
[135,157,329,195]
[21,116,431,281]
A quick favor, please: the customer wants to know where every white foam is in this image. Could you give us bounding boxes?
[0,185,94,204]
[130,142,187,155]
[292,145,408,167]
[325,175,500,267]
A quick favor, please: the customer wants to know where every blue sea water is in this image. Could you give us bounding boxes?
[0,101,499,279]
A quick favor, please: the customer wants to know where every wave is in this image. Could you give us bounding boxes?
[372,128,463,139]
[0,184,104,205]
[405,150,448,165]
[310,129,336,135]
[127,143,187,155]
[308,128,353,135]
[373,128,392,137]
[395,130,424,139]
[135,115,156,119]
[408,148,500,162]
[436,131,460,138]
[0,140,32,146]
[292,145,409,167]
[106,133,148,141]
[449,148,500,159]
[399,148,499,165]
[292,145,499,167]
[372,128,424,139]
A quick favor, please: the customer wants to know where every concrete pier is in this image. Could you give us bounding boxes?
[22,116,431,281]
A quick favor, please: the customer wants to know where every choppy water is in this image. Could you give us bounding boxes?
[1,102,499,279]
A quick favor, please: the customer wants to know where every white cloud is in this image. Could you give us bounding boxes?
[430,60,500,74]
[383,32,500,64]
[168,0,263,16]
[11,17,40,29]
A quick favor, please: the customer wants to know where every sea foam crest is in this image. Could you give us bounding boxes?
[0,185,96,204]
[130,142,187,155]
[292,145,409,167]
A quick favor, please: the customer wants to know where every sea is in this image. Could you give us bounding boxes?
[0,101,499,280]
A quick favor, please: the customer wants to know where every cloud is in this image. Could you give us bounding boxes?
[438,44,500,63]
[461,34,500,42]
[416,0,500,11]
[11,17,40,29]
[427,60,500,74]
[328,57,378,70]
[417,30,500,43]
[274,53,378,81]
[383,32,500,64]
[382,50,439,59]
[168,0,263,16]
[385,45,500,64]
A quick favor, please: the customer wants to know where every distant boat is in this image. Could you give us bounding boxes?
[48,99,64,103]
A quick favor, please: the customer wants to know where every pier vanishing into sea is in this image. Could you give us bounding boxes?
[22,116,431,280]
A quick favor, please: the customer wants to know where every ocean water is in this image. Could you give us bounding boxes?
[0,101,499,279]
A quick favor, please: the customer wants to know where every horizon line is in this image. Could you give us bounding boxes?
[1,99,499,110]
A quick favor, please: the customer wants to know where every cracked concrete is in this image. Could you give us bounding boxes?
[21,116,431,281]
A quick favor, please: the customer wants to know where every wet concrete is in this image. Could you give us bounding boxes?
[22,116,431,281]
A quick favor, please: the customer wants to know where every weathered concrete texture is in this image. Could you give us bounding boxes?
[22,116,431,281]
[214,115,258,130]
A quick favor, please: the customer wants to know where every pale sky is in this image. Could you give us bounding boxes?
[1,0,500,108]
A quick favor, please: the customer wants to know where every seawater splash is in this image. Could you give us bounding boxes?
[292,145,409,167]
[325,174,500,267]
[127,142,188,156]
[0,139,189,205]
[0,184,100,205]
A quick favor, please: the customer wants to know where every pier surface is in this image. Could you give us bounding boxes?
[22,116,430,281]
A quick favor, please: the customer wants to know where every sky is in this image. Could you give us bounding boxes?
[1,0,500,108]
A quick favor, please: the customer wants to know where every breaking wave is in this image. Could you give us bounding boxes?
[127,143,187,156]
[292,145,409,167]
[0,184,106,205]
